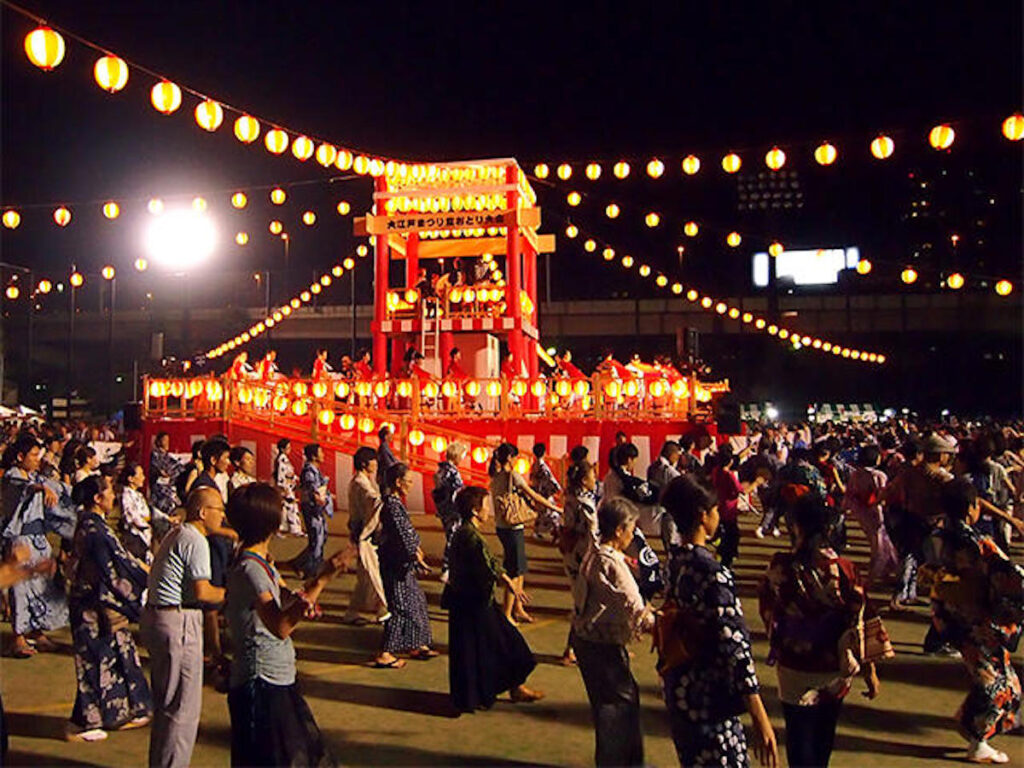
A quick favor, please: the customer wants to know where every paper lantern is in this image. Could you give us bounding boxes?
[533,163,549,178]
[101,265,115,280]
[900,267,918,284]
[315,143,338,167]
[726,231,741,247]
[700,296,713,308]
[102,201,120,220]
[93,54,128,92]
[269,220,283,235]
[291,390,309,412]
[686,289,699,301]
[765,146,786,170]
[603,381,621,399]
[681,154,700,175]
[585,163,602,180]
[472,446,489,464]
[928,124,955,150]
[605,203,620,218]
[814,142,837,166]
[235,232,249,246]
[265,129,289,154]
[230,192,248,209]
[150,80,182,115]
[646,159,664,178]
[856,259,872,275]
[565,224,578,238]
[352,155,370,175]
[2,210,21,229]
[486,381,501,397]
[407,429,425,447]
[69,271,83,288]
[613,161,630,178]
[358,417,375,434]
[645,212,660,228]
[148,198,164,215]
[5,286,19,301]
[24,26,65,71]
[1002,113,1024,141]
[870,134,894,159]
[134,258,148,272]
[333,381,350,399]
[270,188,286,205]
[995,280,1013,296]
[334,150,354,171]
[621,255,634,268]
[768,241,784,258]
[234,114,260,143]
[556,163,572,180]
[510,380,527,397]
[192,197,207,213]
[655,275,668,287]
[54,207,71,227]
[638,265,651,277]
[291,135,314,161]
[684,221,698,237]
[567,191,581,206]
[336,201,351,215]
[37,279,52,294]
[721,153,742,173]
[194,99,223,131]
[432,436,448,454]
[946,272,965,290]
[302,211,316,226]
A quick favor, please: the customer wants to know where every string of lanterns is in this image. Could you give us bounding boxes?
[541,183,1016,297]
[531,116,1024,183]
[554,215,887,364]
[18,15,404,174]
[18,11,1024,193]
[0,174,358,230]
[203,246,368,360]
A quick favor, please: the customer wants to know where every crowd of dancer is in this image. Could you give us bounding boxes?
[0,413,1019,766]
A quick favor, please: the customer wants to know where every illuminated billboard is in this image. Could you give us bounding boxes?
[752,247,860,287]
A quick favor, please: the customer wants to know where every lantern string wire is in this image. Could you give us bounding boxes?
[1,0,419,162]
[0,173,363,209]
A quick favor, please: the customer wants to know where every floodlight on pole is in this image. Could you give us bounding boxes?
[143,209,217,270]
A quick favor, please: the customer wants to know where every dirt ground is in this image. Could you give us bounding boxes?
[2,512,1021,767]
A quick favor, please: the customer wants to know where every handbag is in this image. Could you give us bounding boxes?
[495,472,537,527]
[651,598,707,675]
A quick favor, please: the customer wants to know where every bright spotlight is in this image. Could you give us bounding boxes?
[765,406,779,420]
[144,209,217,270]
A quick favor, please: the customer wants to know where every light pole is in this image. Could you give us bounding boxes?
[68,268,84,405]
[102,265,116,417]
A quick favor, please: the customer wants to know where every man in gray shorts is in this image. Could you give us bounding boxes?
[141,487,226,768]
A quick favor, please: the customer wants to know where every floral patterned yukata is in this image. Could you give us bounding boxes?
[930,521,1023,743]
[67,510,152,731]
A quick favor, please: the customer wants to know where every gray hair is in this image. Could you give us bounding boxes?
[597,498,638,541]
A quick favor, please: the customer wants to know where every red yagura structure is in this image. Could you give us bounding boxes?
[355,159,554,381]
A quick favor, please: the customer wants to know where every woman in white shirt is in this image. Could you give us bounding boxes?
[571,498,654,767]
[118,462,170,564]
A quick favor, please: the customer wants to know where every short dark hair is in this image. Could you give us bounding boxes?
[156,431,169,443]
[384,462,409,492]
[354,446,377,472]
[597,498,638,541]
[940,478,978,522]
[679,434,695,451]
[276,438,290,453]
[191,440,204,459]
[118,461,142,487]
[858,444,880,468]
[226,483,283,546]
[455,486,488,523]
[201,439,230,467]
[75,445,97,468]
[229,446,252,466]
[791,494,830,555]
[488,442,518,477]
[612,443,638,467]
[662,475,718,536]
[304,443,321,460]
[660,441,681,459]
[532,443,546,459]
[72,475,106,507]
[569,445,589,464]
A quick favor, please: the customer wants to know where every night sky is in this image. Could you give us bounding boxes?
[0,1,1021,411]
